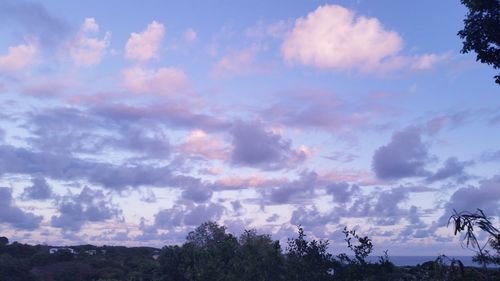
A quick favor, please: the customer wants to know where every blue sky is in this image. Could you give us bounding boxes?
[0,0,498,256]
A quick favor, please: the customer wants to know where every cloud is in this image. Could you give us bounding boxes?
[21,176,53,200]
[281,4,448,73]
[410,53,450,70]
[26,106,171,158]
[214,175,287,190]
[261,89,384,135]
[26,107,105,154]
[372,127,430,180]
[263,171,317,204]
[245,20,291,40]
[0,187,42,230]
[68,18,110,66]
[231,122,306,170]
[325,182,360,204]
[125,21,165,62]
[0,40,38,72]
[0,0,70,47]
[122,66,188,95]
[51,186,122,231]
[426,157,472,183]
[154,202,224,228]
[334,186,411,226]
[439,174,500,224]
[91,103,230,132]
[0,143,205,191]
[424,111,470,134]
[178,130,228,160]
[181,180,213,203]
[183,28,197,43]
[110,126,170,159]
[211,46,264,78]
[282,4,402,72]
[481,149,500,162]
[291,205,337,228]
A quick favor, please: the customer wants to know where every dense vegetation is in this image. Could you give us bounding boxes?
[1,221,499,281]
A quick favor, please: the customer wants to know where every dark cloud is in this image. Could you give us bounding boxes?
[181,181,213,203]
[333,187,411,226]
[51,186,122,231]
[260,90,385,135]
[372,128,430,180]
[426,157,472,183]
[91,103,230,133]
[21,176,53,200]
[424,111,470,134]
[325,182,360,204]
[231,122,305,170]
[0,143,206,191]
[439,174,500,224]
[323,152,358,163]
[397,206,430,240]
[0,187,42,230]
[291,206,338,228]
[264,171,317,204]
[183,203,224,226]
[154,203,224,228]
[110,126,170,159]
[26,107,105,154]
[481,149,500,162]
[26,107,170,158]
[0,0,71,47]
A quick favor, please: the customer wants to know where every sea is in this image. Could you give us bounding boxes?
[366,256,498,267]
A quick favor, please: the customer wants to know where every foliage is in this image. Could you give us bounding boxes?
[0,237,8,247]
[285,225,334,281]
[3,220,500,280]
[448,208,500,267]
[458,0,500,84]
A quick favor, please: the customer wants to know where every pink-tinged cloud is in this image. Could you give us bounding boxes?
[69,18,110,66]
[211,46,263,78]
[183,28,197,43]
[215,175,288,189]
[281,5,449,73]
[122,66,188,95]
[178,130,228,160]
[282,4,402,72]
[320,169,383,186]
[0,40,38,72]
[125,21,165,62]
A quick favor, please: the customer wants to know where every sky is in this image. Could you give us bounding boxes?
[0,0,498,256]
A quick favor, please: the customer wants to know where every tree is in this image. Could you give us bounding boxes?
[448,208,500,268]
[237,230,285,281]
[458,0,500,84]
[285,226,334,281]
[0,237,8,247]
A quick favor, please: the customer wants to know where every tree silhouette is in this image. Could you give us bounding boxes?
[458,0,500,84]
[448,208,500,268]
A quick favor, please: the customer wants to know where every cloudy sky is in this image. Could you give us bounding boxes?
[0,0,498,256]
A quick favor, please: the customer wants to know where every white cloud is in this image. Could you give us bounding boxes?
[122,66,188,95]
[282,4,403,72]
[82,18,99,32]
[69,17,110,66]
[410,53,450,70]
[125,21,165,62]
[0,40,38,72]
